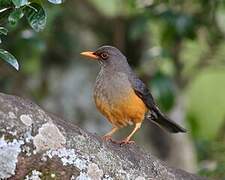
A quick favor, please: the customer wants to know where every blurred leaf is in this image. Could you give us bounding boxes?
[48,0,63,4]
[8,8,24,25]
[129,16,149,40]
[175,15,194,37]
[187,69,225,140]
[180,39,206,78]
[25,3,46,32]
[0,0,13,7]
[90,0,122,17]
[12,0,28,8]
[159,10,195,45]
[0,49,19,70]
[0,7,11,21]
[0,27,8,35]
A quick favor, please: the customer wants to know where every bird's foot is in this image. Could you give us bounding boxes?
[102,136,120,144]
[102,135,114,142]
[102,136,135,145]
[118,138,135,145]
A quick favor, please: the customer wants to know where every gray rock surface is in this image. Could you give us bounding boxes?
[0,93,207,180]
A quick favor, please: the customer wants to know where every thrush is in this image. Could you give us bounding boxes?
[81,45,186,144]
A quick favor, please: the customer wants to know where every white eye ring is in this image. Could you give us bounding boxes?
[101,53,108,60]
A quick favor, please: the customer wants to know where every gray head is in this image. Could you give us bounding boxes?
[80,45,129,70]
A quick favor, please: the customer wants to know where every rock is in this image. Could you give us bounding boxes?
[0,93,207,180]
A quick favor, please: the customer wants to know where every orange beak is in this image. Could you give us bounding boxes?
[80,51,99,60]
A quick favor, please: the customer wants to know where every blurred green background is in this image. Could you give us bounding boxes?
[1,0,225,179]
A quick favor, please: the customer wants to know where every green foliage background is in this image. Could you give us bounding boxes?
[1,0,225,179]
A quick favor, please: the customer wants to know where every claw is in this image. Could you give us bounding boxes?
[101,135,135,145]
[118,139,135,145]
[101,136,120,144]
[102,135,112,141]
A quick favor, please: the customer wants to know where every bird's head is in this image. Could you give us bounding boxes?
[80,45,127,68]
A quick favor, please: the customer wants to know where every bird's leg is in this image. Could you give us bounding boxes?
[119,122,142,144]
[102,126,118,141]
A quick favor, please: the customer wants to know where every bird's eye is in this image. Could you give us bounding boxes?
[100,53,108,60]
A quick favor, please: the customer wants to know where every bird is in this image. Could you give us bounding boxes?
[80,45,186,144]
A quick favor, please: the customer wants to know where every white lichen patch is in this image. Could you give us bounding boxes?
[87,163,103,180]
[43,148,107,180]
[135,176,146,180]
[43,148,88,170]
[22,146,32,156]
[7,130,17,136]
[116,169,129,179]
[20,114,33,126]
[25,170,42,180]
[8,111,16,119]
[0,137,23,179]
[21,130,35,156]
[33,122,66,152]
[103,175,113,180]
[23,130,33,143]
[75,172,91,180]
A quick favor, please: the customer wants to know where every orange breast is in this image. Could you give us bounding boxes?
[94,89,148,127]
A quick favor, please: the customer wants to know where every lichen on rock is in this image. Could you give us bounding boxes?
[43,148,88,170]
[33,122,66,152]
[0,137,23,179]
[0,93,207,180]
[87,163,104,180]
[25,170,42,180]
[20,114,33,126]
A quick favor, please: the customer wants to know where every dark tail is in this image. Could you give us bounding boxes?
[147,106,186,133]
